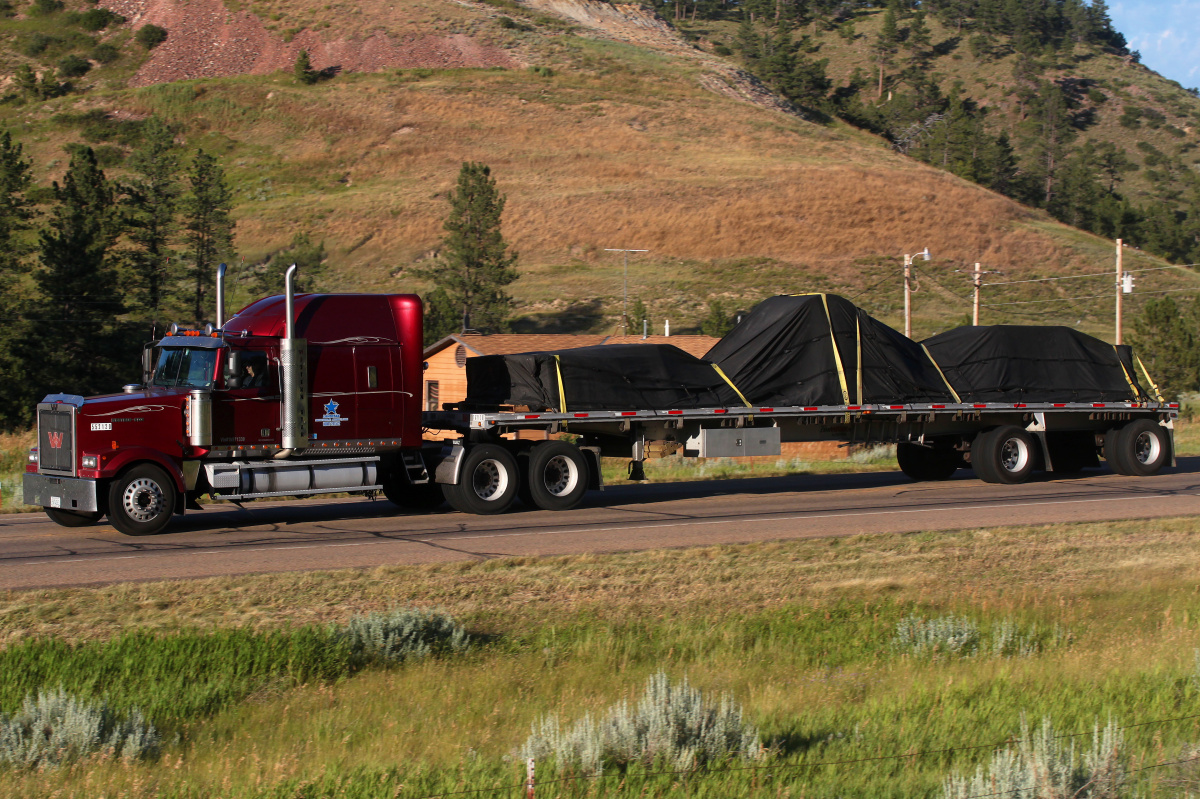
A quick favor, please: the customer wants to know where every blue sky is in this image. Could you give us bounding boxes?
[1109,1,1200,88]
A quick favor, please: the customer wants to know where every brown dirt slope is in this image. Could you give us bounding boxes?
[101,0,519,86]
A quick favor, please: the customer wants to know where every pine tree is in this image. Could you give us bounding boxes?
[182,149,234,324]
[417,162,518,334]
[32,147,128,397]
[873,9,901,98]
[700,299,734,338]
[294,49,318,85]
[0,132,34,427]
[1129,296,1200,400]
[123,116,181,317]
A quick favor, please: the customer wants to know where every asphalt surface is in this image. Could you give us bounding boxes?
[3,460,1200,590]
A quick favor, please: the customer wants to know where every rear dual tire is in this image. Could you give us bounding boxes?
[971,425,1036,485]
[442,445,520,515]
[1106,419,1170,476]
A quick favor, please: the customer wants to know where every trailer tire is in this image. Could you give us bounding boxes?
[526,442,590,511]
[973,425,1036,484]
[896,443,958,482]
[45,508,102,527]
[1106,419,1169,476]
[107,464,176,536]
[443,444,519,515]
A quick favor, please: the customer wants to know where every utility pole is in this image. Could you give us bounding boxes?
[973,262,982,326]
[604,248,648,335]
[1115,239,1123,345]
[903,247,930,338]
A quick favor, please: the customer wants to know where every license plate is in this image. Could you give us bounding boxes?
[50,496,61,508]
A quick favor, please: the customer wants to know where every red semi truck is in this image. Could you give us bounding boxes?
[23,266,1179,535]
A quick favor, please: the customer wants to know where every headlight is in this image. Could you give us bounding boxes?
[81,455,98,469]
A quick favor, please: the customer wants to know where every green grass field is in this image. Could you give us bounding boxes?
[4,514,1200,796]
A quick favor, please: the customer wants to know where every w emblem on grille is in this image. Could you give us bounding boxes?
[48,432,64,449]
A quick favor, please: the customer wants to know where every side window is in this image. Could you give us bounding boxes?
[426,380,439,412]
[239,351,271,389]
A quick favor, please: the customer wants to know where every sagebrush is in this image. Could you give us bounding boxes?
[337,608,470,663]
[521,672,764,774]
[0,689,159,768]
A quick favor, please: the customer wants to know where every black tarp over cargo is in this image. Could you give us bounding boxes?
[921,325,1155,403]
[464,344,742,411]
[704,294,958,406]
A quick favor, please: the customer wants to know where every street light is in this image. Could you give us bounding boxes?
[604,248,649,335]
[903,247,930,338]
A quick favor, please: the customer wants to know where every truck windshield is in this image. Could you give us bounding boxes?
[152,348,219,389]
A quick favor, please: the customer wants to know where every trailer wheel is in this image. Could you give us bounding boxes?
[1106,419,1169,476]
[443,444,519,515]
[896,443,958,482]
[45,508,103,527]
[107,464,176,535]
[973,425,1036,484]
[526,442,590,511]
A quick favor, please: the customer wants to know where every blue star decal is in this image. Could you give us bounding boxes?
[323,400,339,416]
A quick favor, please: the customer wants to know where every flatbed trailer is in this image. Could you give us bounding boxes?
[421,398,1180,515]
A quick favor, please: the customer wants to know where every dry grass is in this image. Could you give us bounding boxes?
[5,514,1200,648]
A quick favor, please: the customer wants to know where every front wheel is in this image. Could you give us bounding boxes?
[526,442,590,511]
[442,444,519,515]
[107,464,176,536]
[45,508,103,528]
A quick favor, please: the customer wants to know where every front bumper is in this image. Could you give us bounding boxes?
[23,473,99,513]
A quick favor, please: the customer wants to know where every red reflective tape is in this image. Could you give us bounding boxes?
[1093,403,1105,408]
[848,406,861,411]
[761,407,775,413]
[574,413,589,418]
[621,411,637,416]
[974,404,987,409]
[1053,404,1066,408]
[932,404,945,409]
[713,409,727,414]
[1014,403,1027,408]
[804,407,819,412]
[668,410,683,415]
[890,405,904,410]
[524,415,540,419]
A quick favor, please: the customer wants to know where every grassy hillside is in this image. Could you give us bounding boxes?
[0,0,1197,339]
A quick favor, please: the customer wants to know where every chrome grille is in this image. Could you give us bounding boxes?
[37,406,75,475]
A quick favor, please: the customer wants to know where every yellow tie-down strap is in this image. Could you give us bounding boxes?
[1135,355,1165,403]
[711,364,752,408]
[921,344,962,404]
[1114,346,1142,400]
[554,354,567,413]
[819,294,851,405]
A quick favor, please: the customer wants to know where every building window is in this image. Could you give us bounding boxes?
[426,381,439,412]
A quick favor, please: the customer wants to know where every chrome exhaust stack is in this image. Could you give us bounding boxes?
[279,264,308,453]
[215,262,227,329]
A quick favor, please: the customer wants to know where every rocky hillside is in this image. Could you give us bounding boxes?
[0,0,1196,338]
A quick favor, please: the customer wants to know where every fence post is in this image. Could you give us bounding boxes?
[525,757,535,799]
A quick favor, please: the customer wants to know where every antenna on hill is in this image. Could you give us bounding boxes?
[604,248,649,336]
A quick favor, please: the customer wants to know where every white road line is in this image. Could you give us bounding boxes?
[10,491,1195,568]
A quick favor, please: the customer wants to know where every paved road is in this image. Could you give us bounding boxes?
[3,460,1200,590]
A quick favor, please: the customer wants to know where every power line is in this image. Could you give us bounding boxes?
[983,292,1111,307]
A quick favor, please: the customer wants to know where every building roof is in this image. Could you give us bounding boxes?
[425,334,608,359]
[603,335,718,359]
[424,333,721,360]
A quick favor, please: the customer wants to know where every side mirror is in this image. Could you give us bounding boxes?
[142,343,155,386]
[224,351,243,389]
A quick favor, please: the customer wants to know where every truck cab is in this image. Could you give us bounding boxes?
[24,266,430,535]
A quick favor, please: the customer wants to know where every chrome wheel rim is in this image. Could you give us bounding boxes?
[122,477,166,522]
[542,455,580,497]
[1133,431,1161,465]
[999,438,1029,473]
[471,459,509,501]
